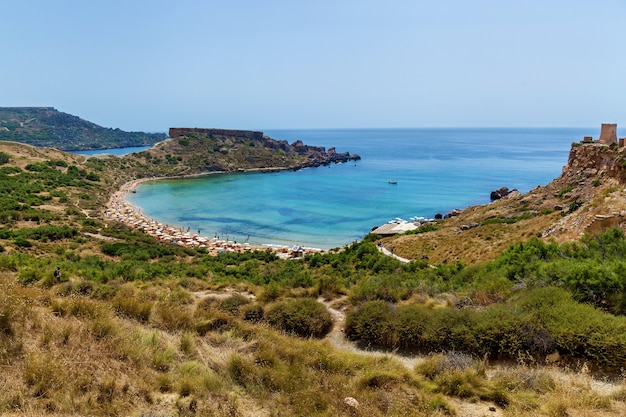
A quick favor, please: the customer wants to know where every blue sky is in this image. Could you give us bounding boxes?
[2,1,624,131]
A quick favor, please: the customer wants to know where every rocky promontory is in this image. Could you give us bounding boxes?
[117,128,360,180]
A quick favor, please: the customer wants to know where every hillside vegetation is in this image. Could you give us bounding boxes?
[0,107,166,151]
[118,128,360,178]
[0,139,625,416]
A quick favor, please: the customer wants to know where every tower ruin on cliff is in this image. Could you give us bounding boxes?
[598,123,618,145]
[580,124,624,147]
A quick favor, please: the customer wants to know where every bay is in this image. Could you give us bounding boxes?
[126,128,585,249]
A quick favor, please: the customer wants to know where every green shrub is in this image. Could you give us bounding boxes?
[505,287,626,368]
[482,213,533,225]
[565,200,584,214]
[17,268,40,285]
[558,186,576,198]
[420,307,479,352]
[265,298,333,338]
[350,274,413,302]
[91,284,119,300]
[23,225,78,241]
[85,172,100,181]
[474,305,537,357]
[345,300,396,346]
[13,237,32,248]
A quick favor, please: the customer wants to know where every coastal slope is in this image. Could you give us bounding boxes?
[0,107,166,151]
[384,141,626,264]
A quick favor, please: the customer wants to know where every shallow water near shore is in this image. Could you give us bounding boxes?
[126,128,585,249]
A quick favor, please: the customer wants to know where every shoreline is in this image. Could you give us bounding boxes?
[104,174,326,258]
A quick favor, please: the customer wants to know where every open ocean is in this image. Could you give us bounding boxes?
[124,128,586,249]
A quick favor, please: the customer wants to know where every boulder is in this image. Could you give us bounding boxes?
[490,187,510,200]
[344,397,359,409]
[445,209,463,218]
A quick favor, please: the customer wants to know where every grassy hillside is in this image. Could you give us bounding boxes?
[0,107,166,151]
[0,140,625,416]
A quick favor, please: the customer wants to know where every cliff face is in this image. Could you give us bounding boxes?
[562,143,626,185]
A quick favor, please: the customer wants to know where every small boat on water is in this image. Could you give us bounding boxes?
[388,180,397,184]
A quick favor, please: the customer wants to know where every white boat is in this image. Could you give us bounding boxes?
[388,180,397,184]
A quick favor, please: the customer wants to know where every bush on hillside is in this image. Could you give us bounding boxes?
[345,288,626,370]
[265,298,333,338]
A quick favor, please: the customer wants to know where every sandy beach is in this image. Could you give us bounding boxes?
[104,177,322,258]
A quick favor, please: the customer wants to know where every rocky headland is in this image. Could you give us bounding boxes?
[383,139,626,264]
[113,127,360,182]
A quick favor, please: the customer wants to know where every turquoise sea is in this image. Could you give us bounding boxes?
[125,128,585,249]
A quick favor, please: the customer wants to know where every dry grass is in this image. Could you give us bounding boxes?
[387,195,562,265]
[2,271,626,416]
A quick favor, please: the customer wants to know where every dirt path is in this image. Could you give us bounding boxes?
[191,288,624,416]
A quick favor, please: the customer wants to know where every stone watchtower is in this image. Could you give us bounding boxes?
[599,123,618,145]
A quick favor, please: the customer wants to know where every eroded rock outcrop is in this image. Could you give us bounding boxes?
[490,187,511,201]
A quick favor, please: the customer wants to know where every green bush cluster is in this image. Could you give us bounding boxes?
[403,223,439,235]
[0,155,102,232]
[558,186,576,198]
[482,213,534,225]
[346,287,626,369]
[489,228,626,312]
